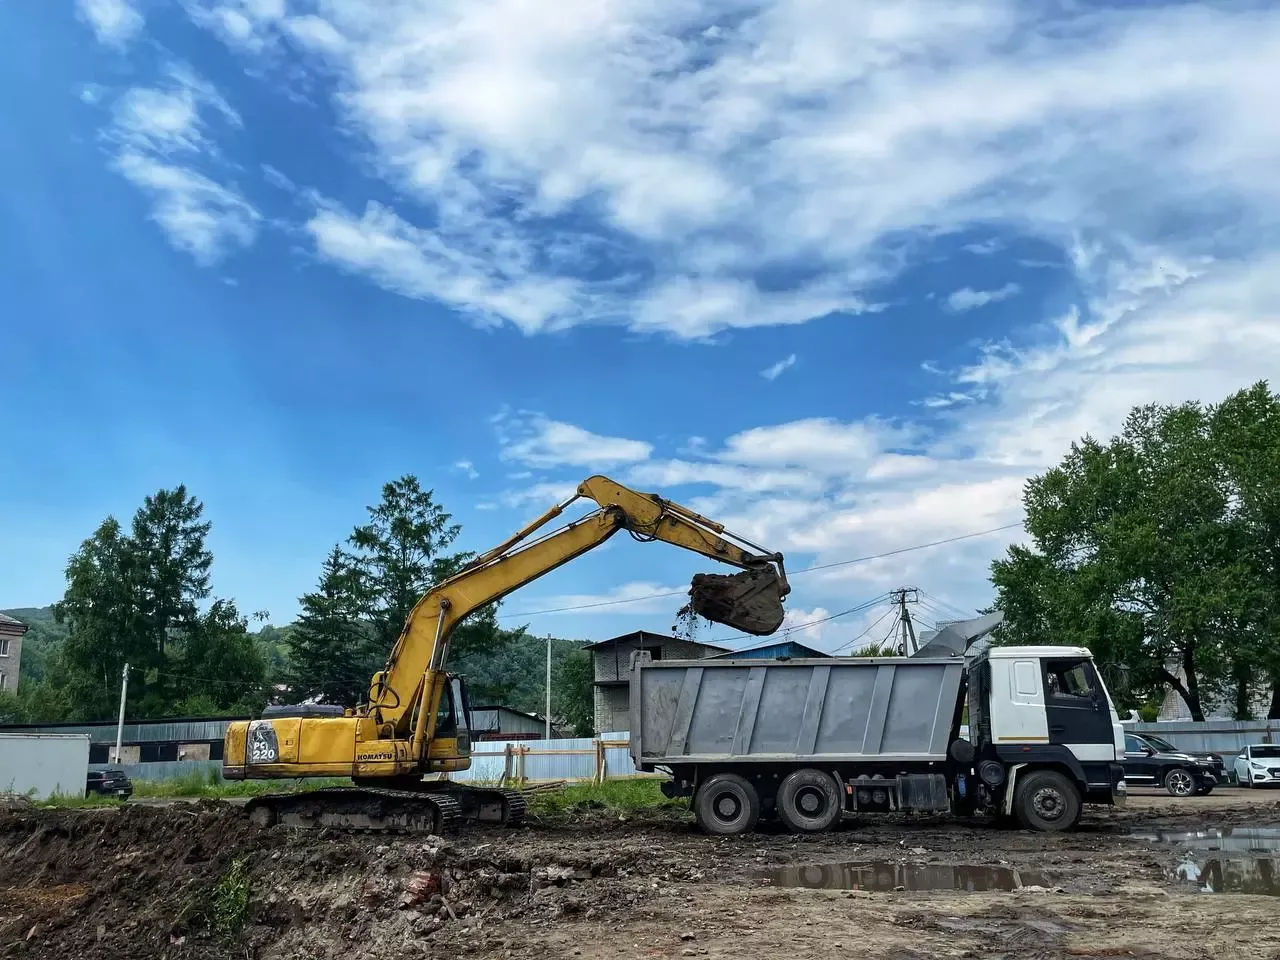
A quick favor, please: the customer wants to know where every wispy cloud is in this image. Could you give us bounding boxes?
[102,66,259,265]
[182,1,1280,343]
[761,353,797,380]
[962,239,1004,255]
[497,413,652,470]
[453,460,479,480]
[945,283,1021,313]
[113,152,260,266]
[77,0,143,48]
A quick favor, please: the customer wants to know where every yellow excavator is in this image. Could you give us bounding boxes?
[225,475,789,832]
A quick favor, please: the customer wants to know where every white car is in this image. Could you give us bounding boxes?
[1233,744,1280,787]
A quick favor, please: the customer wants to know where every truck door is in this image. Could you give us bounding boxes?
[1042,658,1114,761]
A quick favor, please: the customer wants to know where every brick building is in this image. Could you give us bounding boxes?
[585,630,728,734]
[0,613,27,693]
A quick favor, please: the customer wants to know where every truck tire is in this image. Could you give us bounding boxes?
[1012,770,1081,832]
[694,773,760,836]
[1163,768,1196,797]
[776,769,842,834]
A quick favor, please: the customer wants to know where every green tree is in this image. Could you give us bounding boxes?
[286,547,376,703]
[288,476,515,707]
[47,486,260,721]
[1210,382,1280,717]
[175,599,269,714]
[552,645,595,736]
[991,384,1280,720]
[129,485,212,660]
[53,517,149,720]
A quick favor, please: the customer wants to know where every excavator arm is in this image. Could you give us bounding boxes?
[366,475,789,747]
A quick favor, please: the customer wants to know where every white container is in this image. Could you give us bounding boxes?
[0,732,91,799]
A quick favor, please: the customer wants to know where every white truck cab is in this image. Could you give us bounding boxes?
[967,646,1127,829]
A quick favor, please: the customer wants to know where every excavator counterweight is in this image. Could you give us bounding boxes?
[225,475,788,834]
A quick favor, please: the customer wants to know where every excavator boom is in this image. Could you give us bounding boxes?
[224,475,788,834]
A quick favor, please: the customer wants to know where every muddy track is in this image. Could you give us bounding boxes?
[2,791,1278,959]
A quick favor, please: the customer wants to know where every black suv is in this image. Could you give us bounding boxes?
[1122,733,1223,796]
[86,769,133,800]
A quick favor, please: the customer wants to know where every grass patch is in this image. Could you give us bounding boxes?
[34,770,354,808]
[130,769,352,799]
[176,855,252,943]
[527,778,686,818]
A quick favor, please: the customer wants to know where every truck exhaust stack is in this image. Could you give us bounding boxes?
[685,567,787,636]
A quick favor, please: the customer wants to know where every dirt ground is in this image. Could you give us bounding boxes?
[2,789,1278,960]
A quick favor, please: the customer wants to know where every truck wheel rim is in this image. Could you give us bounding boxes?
[1169,772,1193,795]
[714,792,742,821]
[796,787,826,815]
[1031,787,1064,821]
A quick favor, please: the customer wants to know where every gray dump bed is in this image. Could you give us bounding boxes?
[630,656,965,766]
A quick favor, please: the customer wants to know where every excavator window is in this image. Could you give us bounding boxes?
[435,683,457,738]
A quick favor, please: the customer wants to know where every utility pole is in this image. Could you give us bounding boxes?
[891,588,919,655]
[113,662,129,764]
[545,636,552,740]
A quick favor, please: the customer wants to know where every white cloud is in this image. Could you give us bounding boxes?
[498,414,653,470]
[77,0,143,47]
[184,0,1280,341]
[761,353,797,381]
[945,282,1021,313]
[962,239,1004,255]
[453,460,479,480]
[110,66,241,156]
[113,152,260,265]
[103,68,258,265]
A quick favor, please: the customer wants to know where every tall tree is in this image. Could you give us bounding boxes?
[175,599,269,714]
[54,517,149,720]
[991,384,1279,720]
[286,547,375,703]
[130,485,212,659]
[345,476,510,661]
[552,645,596,737]
[1210,382,1280,716]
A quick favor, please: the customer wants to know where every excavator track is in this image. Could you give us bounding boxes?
[243,784,527,834]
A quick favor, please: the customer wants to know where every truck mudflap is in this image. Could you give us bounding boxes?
[1111,763,1127,808]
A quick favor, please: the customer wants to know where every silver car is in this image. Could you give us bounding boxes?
[1233,744,1280,787]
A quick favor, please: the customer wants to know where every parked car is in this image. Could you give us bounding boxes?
[1122,733,1222,796]
[1232,744,1280,788]
[86,769,133,800]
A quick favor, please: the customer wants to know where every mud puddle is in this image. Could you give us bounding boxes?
[757,861,1049,892]
[1134,823,1280,895]
[1130,824,1280,852]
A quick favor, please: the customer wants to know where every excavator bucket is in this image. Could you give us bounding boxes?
[686,567,787,636]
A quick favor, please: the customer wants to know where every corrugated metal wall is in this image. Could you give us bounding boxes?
[2,733,89,798]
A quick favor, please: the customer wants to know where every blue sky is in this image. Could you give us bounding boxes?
[3,0,1279,651]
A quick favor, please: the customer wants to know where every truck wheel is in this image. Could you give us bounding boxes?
[1163,768,1195,797]
[776,769,842,834]
[1013,770,1081,832]
[694,774,760,836]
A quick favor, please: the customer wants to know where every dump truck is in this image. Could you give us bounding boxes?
[629,641,1127,834]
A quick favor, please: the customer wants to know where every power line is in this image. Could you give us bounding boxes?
[833,605,897,653]
[708,593,889,646]
[497,520,1023,620]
